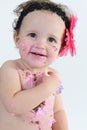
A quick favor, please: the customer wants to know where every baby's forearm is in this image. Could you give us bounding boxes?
[8,83,50,115]
[52,110,69,130]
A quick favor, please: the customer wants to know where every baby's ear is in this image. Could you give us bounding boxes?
[13,32,20,48]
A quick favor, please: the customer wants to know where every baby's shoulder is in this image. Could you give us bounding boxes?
[0,60,20,81]
[0,60,18,75]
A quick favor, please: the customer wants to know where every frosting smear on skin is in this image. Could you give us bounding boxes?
[18,70,63,129]
[10,69,63,129]
[19,41,60,68]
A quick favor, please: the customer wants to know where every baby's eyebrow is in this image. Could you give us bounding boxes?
[26,30,38,33]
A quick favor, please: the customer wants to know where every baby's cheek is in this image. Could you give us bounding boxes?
[19,42,31,58]
[19,42,29,52]
[52,45,60,57]
[52,45,58,52]
[48,45,59,63]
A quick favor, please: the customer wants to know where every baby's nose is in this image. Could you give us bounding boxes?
[37,37,46,45]
[31,47,44,54]
[33,46,45,50]
[34,39,46,49]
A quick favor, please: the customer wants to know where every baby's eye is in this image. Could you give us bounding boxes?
[28,33,37,38]
[48,37,56,43]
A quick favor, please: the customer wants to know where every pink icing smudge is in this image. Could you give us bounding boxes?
[16,70,60,128]
[52,46,58,51]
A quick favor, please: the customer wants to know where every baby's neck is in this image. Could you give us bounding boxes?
[16,59,49,74]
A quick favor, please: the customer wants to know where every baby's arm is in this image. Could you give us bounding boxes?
[52,94,69,130]
[0,61,60,115]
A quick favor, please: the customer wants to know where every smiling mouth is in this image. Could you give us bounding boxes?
[30,52,47,57]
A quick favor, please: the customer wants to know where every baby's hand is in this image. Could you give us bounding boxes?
[42,71,61,94]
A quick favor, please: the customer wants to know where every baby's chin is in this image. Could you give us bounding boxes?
[27,56,47,68]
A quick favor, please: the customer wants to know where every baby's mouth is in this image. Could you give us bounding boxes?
[30,52,47,57]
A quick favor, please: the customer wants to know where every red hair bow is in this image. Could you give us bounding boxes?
[59,15,77,56]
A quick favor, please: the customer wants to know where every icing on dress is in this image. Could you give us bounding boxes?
[18,69,63,130]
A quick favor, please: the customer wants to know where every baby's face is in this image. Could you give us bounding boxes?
[14,10,65,68]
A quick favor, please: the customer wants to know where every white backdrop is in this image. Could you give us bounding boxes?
[0,0,87,130]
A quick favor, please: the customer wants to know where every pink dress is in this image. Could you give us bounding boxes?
[18,69,63,130]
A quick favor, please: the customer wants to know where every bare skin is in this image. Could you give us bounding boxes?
[0,10,68,130]
[0,60,62,130]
